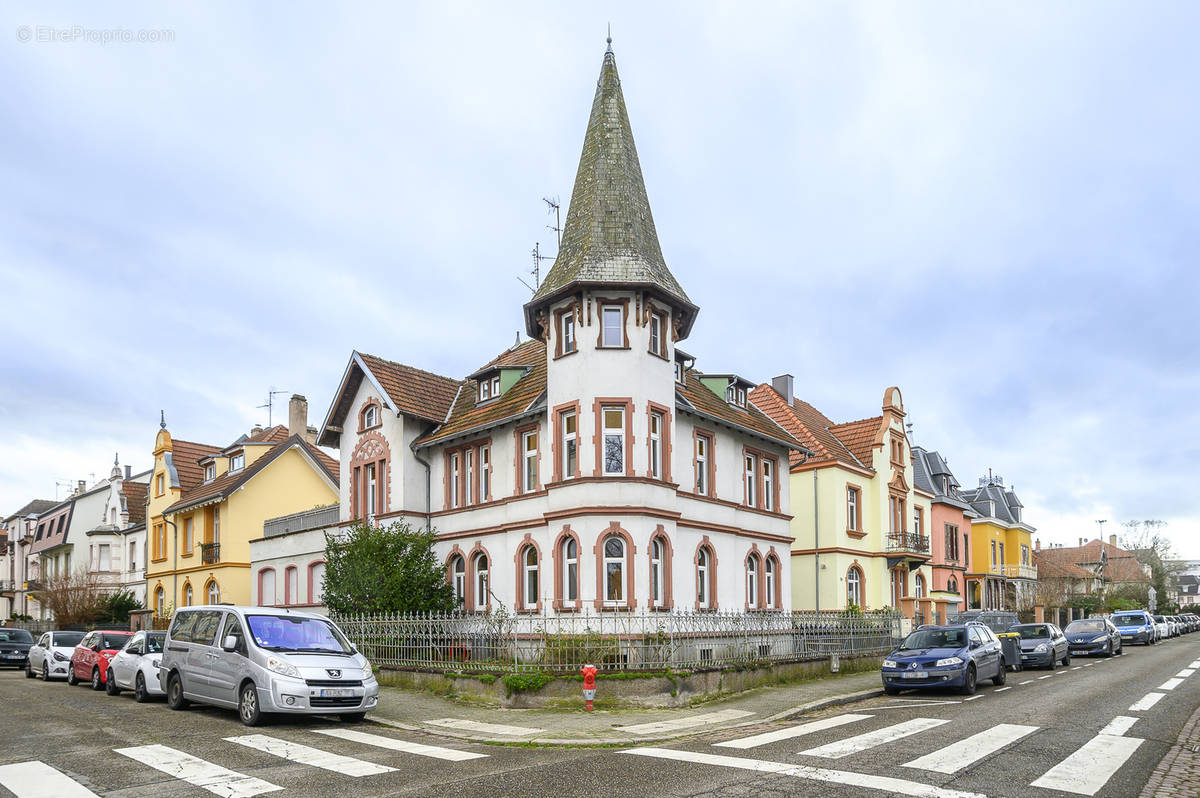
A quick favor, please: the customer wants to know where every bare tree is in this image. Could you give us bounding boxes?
[37,568,106,626]
[1120,520,1184,611]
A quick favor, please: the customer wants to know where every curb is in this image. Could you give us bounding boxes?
[368,685,883,748]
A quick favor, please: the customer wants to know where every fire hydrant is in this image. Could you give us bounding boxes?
[581,663,597,712]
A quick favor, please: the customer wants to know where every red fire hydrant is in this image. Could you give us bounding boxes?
[581,663,597,712]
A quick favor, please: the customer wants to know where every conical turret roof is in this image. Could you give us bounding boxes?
[525,44,695,337]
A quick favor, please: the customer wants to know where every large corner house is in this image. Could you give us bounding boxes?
[317,44,807,614]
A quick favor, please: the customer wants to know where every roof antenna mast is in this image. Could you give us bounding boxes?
[258,387,289,427]
[544,196,561,248]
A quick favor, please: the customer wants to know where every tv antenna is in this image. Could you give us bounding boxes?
[519,244,554,294]
[258,387,289,427]
[543,196,561,248]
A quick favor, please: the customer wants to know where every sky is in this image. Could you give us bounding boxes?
[1,3,1197,555]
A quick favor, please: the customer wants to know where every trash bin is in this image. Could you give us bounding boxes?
[996,632,1022,671]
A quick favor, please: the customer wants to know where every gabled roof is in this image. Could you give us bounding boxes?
[168,439,223,492]
[677,375,806,452]
[1033,551,1096,580]
[749,385,868,470]
[1035,539,1152,585]
[163,435,338,516]
[122,481,148,525]
[828,417,881,469]
[525,44,695,339]
[3,498,56,524]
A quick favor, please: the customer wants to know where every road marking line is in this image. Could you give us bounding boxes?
[223,735,395,777]
[1129,693,1165,712]
[312,728,487,761]
[0,761,103,798]
[425,718,545,736]
[1038,675,1054,680]
[1020,679,1034,684]
[1190,660,1200,668]
[1159,678,1184,691]
[964,695,984,701]
[616,709,753,735]
[799,717,949,759]
[1030,733,1143,795]
[714,714,873,749]
[1177,668,1196,678]
[1083,663,1094,667]
[114,744,282,797]
[1071,666,1082,670]
[994,686,1013,692]
[622,747,988,798]
[1099,716,1138,737]
[903,723,1038,774]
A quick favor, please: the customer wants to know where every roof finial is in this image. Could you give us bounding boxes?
[160,410,167,430]
[606,23,612,53]
[113,452,119,466]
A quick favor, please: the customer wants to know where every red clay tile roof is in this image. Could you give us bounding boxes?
[121,481,148,525]
[679,374,803,450]
[1033,551,1096,580]
[829,417,882,470]
[245,425,290,445]
[1034,540,1151,584]
[168,439,222,492]
[163,435,337,515]
[359,353,463,424]
[416,340,544,445]
[749,385,869,469]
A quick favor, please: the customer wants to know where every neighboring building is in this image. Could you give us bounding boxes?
[960,473,1036,611]
[0,499,56,618]
[751,382,934,619]
[26,497,78,620]
[911,446,978,618]
[1032,545,1103,627]
[1033,535,1154,619]
[83,457,151,604]
[316,43,804,615]
[1177,574,1200,609]
[146,397,338,617]
[250,505,338,614]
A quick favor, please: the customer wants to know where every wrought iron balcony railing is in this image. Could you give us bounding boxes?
[886,532,931,555]
[200,543,220,565]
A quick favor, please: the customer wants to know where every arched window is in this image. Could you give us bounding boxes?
[155,586,165,617]
[847,566,863,607]
[182,582,193,607]
[473,553,489,611]
[449,555,465,607]
[764,556,778,610]
[522,546,539,609]
[650,537,665,609]
[258,568,275,606]
[914,573,926,599]
[206,580,220,605]
[696,545,715,610]
[562,537,578,603]
[602,535,625,604]
[746,553,760,608]
[284,566,298,604]
[364,404,378,428]
[308,561,325,604]
[947,576,958,594]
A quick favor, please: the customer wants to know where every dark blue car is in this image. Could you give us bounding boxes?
[882,623,1006,696]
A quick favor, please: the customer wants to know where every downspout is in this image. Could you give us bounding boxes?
[164,518,178,609]
[813,469,819,613]
[411,442,432,532]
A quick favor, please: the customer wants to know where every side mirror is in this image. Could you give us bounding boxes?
[349,644,358,654]
[222,635,239,652]
[969,641,980,650]
[93,644,103,652]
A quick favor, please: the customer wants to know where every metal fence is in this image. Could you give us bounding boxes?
[332,609,902,673]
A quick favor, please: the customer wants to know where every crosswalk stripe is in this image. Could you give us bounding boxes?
[615,709,754,735]
[903,723,1037,774]
[1099,716,1138,737]
[714,714,873,749]
[1030,733,1143,795]
[1158,678,1184,691]
[622,747,988,798]
[1190,660,1200,669]
[799,717,949,759]
[224,734,395,777]
[425,718,545,736]
[313,728,487,761]
[1176,668,1196,678]
[1129,692,1165,711]
[115,744,282,797]
[0,761,102,798]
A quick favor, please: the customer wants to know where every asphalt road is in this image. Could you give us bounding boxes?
[0,634,1197,798]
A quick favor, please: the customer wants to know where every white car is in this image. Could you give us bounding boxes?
[105,630,166,702]
[1152,615,1171,641]
[25,630,85,681]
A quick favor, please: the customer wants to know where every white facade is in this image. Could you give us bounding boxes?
[250,506,334,614]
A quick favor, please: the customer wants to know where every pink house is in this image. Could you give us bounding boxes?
[912,446,977,621]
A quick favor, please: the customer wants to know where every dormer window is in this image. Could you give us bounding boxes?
[675,360,685,383]
[478,375,501,402]
[726,385,747,408]
[204,464,215,482]
[364,405,378,428]
[229,453,244,473]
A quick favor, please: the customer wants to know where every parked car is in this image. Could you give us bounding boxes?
[68,630,132,689]
[1011,623,1070,669]
[0,628,36,669]
[1111,610,1157,645]
[106,631,166,702]
[945,610,1020,635]
[1171,615,1188,635]
[1064,618,1123,658]
[25,630,85,680]
[881,622,1006,696]
[1184,614,1200,633]
[159,605,379,726]
[1152,614,1173,640]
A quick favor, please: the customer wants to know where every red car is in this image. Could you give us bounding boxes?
[68,630,132,690]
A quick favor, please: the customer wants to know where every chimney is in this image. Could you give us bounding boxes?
[1079,537,1084,548]
[772,374,794,406]
[75,479,87,496]
[123,465,131,480]
[1035,539,1041,551]
[1109,534,1117,546]
[289,395,314,443]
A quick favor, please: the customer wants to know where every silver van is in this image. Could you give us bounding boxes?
[158,605,379,726]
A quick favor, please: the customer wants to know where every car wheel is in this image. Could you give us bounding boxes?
[1048,656,1057,671]
[42,662,49,681]
[25,661,34,679]
[91,668,104,691]
[1116,642,1124,656]
[993,659,1007,686]
[238,682,264,727]
[66,666,78,686]
[1062,652,1071,666]
[135,673,150,703]
[166,673,189,710]
[1104,642,1112,657]
[341,712,367,723]
[883,684,901,696]
[959,665,978,695]
[105,669,121,696]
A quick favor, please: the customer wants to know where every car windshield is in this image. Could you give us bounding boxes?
[1153,615,1166,623]
[145,633,165,653]
[1065,620,1106,634]
[100,633,131,649]
[1013,625,1052,640]
[246,615,352,654]
[900,629,966,650]
[0,630,34,643]
[1111,615,1145,626]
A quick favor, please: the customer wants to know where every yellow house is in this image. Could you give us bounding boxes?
[146,405,338,617]
[752,382,936,620]
[960,474,1036,611]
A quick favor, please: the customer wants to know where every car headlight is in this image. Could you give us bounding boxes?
[52,651,68,662]
[265,656,301,679]
[1034,643,1048,653]
[882,659,898,669]
[935,657,963,667]
[1090,635,1108,643]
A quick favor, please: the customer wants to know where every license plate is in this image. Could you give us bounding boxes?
[901,671,928,679]
[319,688,353,698]
[2,654,20,659]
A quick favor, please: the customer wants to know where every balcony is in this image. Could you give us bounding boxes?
[23,579,44,592]
[0,579,13,594]
[200,543,220,565]
[999,563,1037,580]
[886,532,931,569]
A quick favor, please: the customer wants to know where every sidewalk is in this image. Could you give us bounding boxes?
[367,670,882,746]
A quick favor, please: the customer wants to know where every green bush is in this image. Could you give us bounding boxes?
[502,671,552,696]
